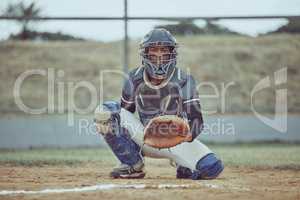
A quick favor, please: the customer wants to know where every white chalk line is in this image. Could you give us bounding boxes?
[199,182,251,192]
[0,184,189,195]
[0,182,250,196]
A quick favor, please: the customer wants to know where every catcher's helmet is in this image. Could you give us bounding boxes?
[140,28,178,80]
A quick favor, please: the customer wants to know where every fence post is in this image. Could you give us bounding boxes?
[123,0,129,75]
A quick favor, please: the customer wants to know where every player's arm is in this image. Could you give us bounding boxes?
[182,75,204,140]
[120,77,136,113]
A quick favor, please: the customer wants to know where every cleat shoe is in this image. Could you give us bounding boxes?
[110,161,145,179]
[176,165,192,179]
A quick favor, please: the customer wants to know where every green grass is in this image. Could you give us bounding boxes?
[0,147,116,166]
[0,144,299,169]
[212,144,300,169]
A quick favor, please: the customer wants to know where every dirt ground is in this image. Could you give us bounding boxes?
[0,159,299,200]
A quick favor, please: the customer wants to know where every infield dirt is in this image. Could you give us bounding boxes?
[0,158,299,200]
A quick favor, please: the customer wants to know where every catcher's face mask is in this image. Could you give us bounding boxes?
[140,29,178,80]
[146,46,175,65]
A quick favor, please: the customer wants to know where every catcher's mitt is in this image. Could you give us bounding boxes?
[143,115,192,148]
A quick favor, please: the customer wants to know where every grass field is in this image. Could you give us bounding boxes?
[0,144,300,200]
[0,143,299,168]
[0,34,299,114]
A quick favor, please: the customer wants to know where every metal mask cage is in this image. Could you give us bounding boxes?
[139,41,178,67]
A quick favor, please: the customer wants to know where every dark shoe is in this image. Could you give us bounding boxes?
[176,165,192,179]
[110,161,145,179]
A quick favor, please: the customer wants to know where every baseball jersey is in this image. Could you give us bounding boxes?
[120,66,204,140]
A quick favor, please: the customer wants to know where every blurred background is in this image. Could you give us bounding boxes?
[0,0,300,149]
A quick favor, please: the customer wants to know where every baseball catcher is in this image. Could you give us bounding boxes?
[94,28,224,179]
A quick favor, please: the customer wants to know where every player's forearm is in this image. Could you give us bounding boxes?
[184,102,204,140]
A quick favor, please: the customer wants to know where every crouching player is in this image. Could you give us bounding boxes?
[94,29,223,180]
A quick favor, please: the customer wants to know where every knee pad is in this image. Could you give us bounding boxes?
[94,101,121,135]
[192,153,224,180]
[95,101,143,166]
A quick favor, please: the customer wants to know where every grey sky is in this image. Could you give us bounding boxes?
[0,0,299,41]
